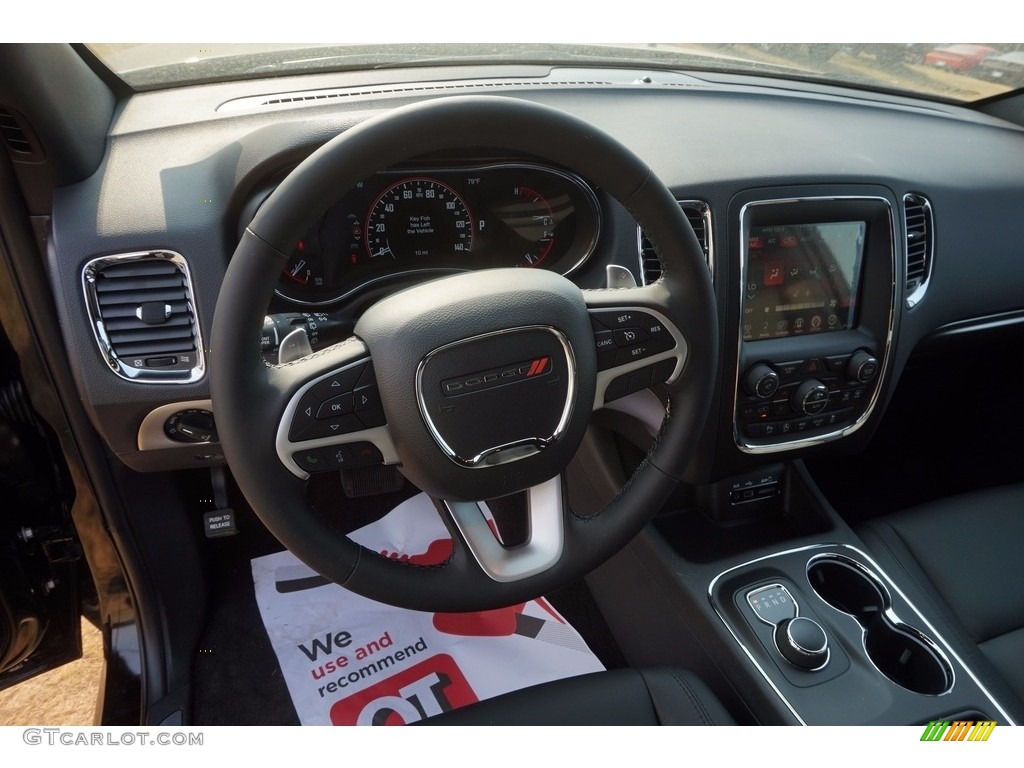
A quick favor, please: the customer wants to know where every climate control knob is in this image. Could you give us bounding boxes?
[847,350,879,383]
[744,364,780,399]
[791,379,830,415]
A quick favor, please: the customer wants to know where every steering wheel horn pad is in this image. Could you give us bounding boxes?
[356,267,594,501]
[211,95,718,611]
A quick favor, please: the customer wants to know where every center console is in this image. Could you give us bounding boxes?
[733,196,895,453]
[709,543,1011,725]
[580,186,1018,725]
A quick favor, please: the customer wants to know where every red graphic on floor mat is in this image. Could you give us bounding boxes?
[330,654,477,725]
[379,537,453,566]
[433,603,528,637]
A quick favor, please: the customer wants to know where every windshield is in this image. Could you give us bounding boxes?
[86,43,1024,102]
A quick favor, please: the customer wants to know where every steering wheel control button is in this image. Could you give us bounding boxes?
[292,448,328,473]
[590,309,643,331]
[591,310,677,369]
[593,331,616,370]
[774,616,830,671]
[316,393,354,419]
[613,327,650,347]
[288,360,376,441]
[349,442,384,465]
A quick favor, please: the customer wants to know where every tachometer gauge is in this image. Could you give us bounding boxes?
[365,178,473,261]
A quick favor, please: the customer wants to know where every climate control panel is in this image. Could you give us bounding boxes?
[737,349,879,444]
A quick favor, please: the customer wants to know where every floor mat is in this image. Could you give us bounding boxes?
[251,493,604,725]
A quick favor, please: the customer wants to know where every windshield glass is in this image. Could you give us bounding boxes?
[86,43,1024,102]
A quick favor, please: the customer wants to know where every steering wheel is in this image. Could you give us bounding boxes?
[211,96,717,612]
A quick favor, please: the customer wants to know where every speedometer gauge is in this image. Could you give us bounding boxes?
[365,178,474,261]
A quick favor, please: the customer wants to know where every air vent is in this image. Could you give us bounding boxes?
[903,193,934,308]
[637,201,713,284]
[82,252,205,384]
[0,106,42,160]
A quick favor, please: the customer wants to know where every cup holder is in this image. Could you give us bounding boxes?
[807,555,953,696]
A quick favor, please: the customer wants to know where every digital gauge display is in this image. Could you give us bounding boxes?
[742,221,866,341]
[271,164,600,306]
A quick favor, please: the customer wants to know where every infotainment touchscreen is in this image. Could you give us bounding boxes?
[743,221,865,341]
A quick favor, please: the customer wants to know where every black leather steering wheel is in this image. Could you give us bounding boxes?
[210,96,717,612]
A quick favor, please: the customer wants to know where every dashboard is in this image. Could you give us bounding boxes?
[42,65,1024,482]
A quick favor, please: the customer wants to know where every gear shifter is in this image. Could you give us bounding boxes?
[747,584,830,672]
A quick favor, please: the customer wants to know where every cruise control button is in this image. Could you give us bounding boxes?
[613,343,666,366]
[590,310,645,331]
[613,327,650,347]
[595,332,617,370]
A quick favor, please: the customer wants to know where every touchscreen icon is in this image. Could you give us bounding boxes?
[764,261,784,286]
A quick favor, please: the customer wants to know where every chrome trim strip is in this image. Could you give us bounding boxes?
[138,400,215,451]
[903,193,934,310]
[928,308,1024,339]
[272,162,602,306]
[636,199,714,284]
[732,196,897,454]
[444,475,563,583]
[416,326,577,468]
[707,542,1016,725]
[274,347,401,479]
[81,251,206,384]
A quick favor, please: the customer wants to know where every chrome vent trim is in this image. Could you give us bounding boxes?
[903,193,934,309]
[218,78,615,113]
[82,252,205,384]
[637,200,713,284]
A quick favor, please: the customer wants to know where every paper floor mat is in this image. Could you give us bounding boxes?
[251,492,604,725]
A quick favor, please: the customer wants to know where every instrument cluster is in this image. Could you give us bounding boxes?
[270,162,601,306]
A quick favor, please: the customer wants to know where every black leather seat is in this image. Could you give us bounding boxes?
[858,483,1024,718]
[421,667,734,725]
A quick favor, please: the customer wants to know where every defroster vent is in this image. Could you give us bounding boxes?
[903,193,934,309]
[637,201,712,284]
[82,252,205,383]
